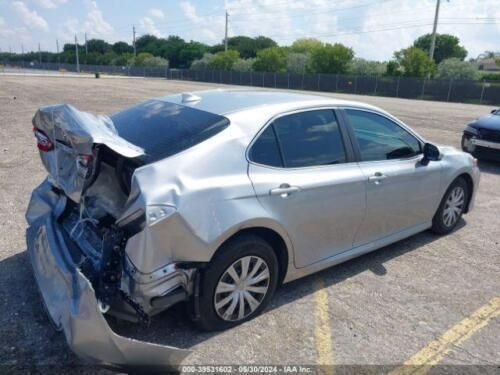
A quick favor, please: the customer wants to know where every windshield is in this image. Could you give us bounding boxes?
[111,100,230,163]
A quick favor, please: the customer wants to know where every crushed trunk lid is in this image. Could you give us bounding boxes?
[32,104,144,202]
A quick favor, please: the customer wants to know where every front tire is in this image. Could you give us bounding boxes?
[194,234,279,331]
[431,177,469,235]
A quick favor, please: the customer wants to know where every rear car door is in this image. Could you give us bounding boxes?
[248,108,366,268]
[342,108,442,247]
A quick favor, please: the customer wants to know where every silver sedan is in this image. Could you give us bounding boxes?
[26,89,480,368]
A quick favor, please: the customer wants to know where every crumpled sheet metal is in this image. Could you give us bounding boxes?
[32,104,144,202]
[26,182,190,371]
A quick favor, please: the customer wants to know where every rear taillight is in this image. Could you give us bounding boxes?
[33,127,54,152]
[77,154,93,167]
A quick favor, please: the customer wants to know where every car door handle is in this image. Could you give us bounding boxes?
[368,172,387,183]
[269,184,300,197]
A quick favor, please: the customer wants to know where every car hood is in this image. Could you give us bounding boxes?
[468,114,500,131]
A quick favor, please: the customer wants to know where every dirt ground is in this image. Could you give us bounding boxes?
[0,74,498,373]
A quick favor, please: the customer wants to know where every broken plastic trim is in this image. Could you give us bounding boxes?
[26,181,190,371]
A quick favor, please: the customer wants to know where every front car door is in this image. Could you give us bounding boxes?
[341,108,442,247]
[248,108,366,268]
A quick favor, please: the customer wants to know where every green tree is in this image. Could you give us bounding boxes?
[253,47,287,72]
[111,53,133,66]
[286,52,310,73]
[350,58,386,76]
[86,39,112,54]
[436,58,478,80]
[158,36,186,67]
[232,58,255,71]
[385,60,402,76]
[395,47,436,77]
[142,56,168,67]
[190,53,214,70]
[253,36,278,52]
[310,43,354,74]
[208,50,240,70]
[228,36,257,58]
[225,35,278,58]
[178,41,208,68]
[291,38,323,54]
[112,41,133,55]
[413,33,467,64]
[135,35,160,53]
[132,52,155,66]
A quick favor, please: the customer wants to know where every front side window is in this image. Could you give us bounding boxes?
[345,109,421,162]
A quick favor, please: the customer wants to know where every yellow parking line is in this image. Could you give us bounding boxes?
[390,296,500,375]
[314,277,334,367]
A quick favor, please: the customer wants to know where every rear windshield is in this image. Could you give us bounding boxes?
[111,100,230,163]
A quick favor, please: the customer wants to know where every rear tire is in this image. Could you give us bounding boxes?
[193,234,279,331]
[431,177,469,235]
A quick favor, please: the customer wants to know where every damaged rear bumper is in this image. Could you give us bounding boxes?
[26,182,190,371]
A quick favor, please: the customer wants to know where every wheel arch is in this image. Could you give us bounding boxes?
[456,172,474,213]
[211,225,291,285]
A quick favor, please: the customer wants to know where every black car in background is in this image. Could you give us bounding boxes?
[462,108,500,160]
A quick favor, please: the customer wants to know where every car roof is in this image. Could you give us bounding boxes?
[156,89,379,116]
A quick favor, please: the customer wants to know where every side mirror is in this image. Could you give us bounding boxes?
[492,109,499,114]
[421,143,440,166]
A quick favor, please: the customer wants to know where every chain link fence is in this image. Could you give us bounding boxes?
[2,61,499,105]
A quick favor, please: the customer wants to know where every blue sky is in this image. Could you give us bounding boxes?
[0,0,498,61]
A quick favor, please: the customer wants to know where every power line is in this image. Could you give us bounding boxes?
[266,20,499,42]
[231,0,394,18]
[135,0,389,31]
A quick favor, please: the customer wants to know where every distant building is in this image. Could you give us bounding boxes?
[478,58,500,72]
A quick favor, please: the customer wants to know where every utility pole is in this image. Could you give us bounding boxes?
[21,43,25,68]
[429,0,441,62]
[56,39,60,67]
[133,25,136,57]
[224,10,229,52]
[38,42,41,64]
[75,34,80,73]
[85,32,88,55]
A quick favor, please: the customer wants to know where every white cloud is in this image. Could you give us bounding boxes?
[83,0,113,36]
[149,8,165,20]
[33,0,67,9]
[12,1,49,32]
[180,1,202,23]
[0,17,14,38]
[139,16,164,37]
[179,1,223,44]
[220,0,500,61]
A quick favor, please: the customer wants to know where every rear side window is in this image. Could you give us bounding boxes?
[250,125,283,167]
[111,100,230,163]
[249,109,346,168]
[345,109,421,161]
